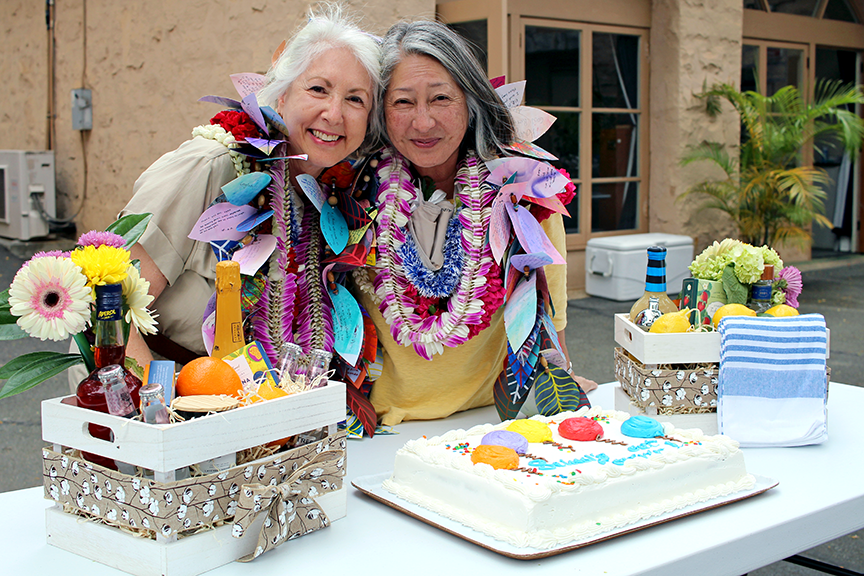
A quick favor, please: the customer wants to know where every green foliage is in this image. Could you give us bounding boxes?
[681,80,864,247]
[721,265,748,305]
[105,213,152,248]
[0,352,83,399]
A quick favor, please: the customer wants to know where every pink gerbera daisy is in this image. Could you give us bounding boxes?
[8,256,93,341]
[77,230,126,249]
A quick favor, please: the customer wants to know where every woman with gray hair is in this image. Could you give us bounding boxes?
[118,4,381,371]
[352,20,596,428]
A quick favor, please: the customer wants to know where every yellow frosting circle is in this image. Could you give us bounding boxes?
[505,419,552,443]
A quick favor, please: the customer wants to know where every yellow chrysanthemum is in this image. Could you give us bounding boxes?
[121,265,159,335]
[70,245,130,288]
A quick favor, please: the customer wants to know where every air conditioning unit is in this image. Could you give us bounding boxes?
[0,150,56,241]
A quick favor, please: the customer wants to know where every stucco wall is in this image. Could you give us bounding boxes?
[649,0,743,254]
[0,0,433,233]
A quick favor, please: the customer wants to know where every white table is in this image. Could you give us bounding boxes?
[3,383,863,576]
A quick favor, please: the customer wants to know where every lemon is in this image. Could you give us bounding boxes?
[712,303,757,328]
[649,308,692,333]
[764,304,799,317]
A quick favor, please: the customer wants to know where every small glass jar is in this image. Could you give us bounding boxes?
[98,365,138,419]
[306,349,333,388]
[140,382,170,424]
[277,342,303,386]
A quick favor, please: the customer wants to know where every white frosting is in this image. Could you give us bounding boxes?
[383,406,755,549]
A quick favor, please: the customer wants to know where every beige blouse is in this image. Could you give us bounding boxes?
[121,137,236,355]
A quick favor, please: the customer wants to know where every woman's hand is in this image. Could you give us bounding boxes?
[557,329,599,392]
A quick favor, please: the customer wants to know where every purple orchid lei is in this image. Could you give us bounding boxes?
[249,147,332,364]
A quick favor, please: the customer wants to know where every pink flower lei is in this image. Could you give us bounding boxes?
[371,148,502,360]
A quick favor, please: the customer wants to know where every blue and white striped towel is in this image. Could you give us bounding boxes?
[718,313,828,447]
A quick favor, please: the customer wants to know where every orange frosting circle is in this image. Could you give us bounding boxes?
[470,444,519,470]
[505,419,553,443]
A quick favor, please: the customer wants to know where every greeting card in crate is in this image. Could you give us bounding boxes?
[41,382,347,576]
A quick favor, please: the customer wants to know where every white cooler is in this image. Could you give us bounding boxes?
[585,233,694,301]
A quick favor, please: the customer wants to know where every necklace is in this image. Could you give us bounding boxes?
[370,148,501,360]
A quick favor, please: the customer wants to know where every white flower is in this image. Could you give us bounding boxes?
[8,256,92,341]
[122,265,158,335]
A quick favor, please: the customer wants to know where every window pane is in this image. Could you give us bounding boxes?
[562,184,580,233]
[592,33,639,108]
[824,0,859,22]
[767,0,819,16]
[592,113,638,178]
[742,45,759,93]
[448,20,488,74]
[766,47,803,95]
[592,182,639,232]
[744,0,766,9]
[534,112,580,179]
[525,26,580,107]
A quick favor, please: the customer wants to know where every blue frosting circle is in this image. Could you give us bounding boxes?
[620,415,664,438]
[481,430,529,455]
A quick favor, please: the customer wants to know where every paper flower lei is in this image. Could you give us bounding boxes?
[371,148,497,360]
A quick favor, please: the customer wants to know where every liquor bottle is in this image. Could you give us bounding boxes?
[629,245,678,326]
[76,283,143,470]
[633,296,663,330]
[306,349,333,388]
[212,261,245,359]
[749,264,774,314]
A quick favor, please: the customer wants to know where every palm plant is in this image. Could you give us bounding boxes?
[681,80,864,247]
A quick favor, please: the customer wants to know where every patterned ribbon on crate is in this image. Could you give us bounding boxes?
[232,445,345,561]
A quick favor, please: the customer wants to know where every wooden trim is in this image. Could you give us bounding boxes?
[743,10,864,49]
[509,0,650,28]
[815,0,829,20]
[437,0,509,78]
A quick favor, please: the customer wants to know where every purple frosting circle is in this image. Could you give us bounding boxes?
[481,430,529,455]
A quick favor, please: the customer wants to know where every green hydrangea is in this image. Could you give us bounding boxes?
[690,239,782,285]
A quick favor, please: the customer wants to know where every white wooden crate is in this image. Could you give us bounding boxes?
[42,383,347,576]
[42,383,346,475]
[614,313,719,365]
[614,314,830,365]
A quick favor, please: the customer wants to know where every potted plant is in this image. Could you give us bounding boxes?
[680,80,864,248]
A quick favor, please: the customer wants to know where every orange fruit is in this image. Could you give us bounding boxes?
[175,357,243,398]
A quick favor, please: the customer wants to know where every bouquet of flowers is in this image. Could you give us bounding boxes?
[0,214,156,398]
[688,238,802,307]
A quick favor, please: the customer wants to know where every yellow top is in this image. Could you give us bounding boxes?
[356,213,568,426]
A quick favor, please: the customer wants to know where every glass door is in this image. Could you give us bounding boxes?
[515,19,649,247]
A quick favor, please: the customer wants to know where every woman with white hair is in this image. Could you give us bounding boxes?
[120,5,381,369]
[352,21,597,427]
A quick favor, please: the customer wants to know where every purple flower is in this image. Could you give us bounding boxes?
[77,230,126,249]
[778,266,802,308]
[22,251,71,267]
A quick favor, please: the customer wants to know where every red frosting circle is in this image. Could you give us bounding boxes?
[558,417,603,441]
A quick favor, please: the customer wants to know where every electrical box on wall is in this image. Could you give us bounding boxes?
[0,151,56,241]
[71,89,92,131]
